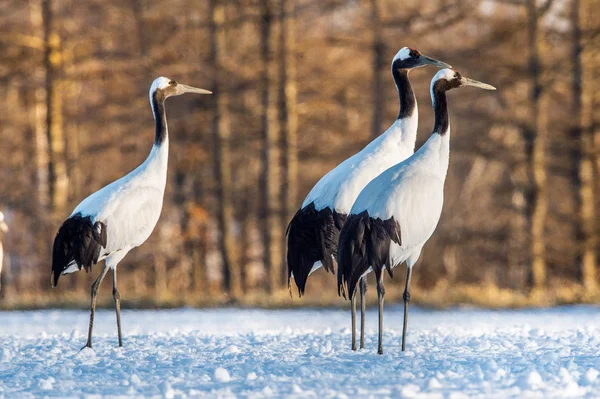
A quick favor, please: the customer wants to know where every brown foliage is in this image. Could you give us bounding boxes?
[0,0,598,307]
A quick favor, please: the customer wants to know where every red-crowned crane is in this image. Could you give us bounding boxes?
[51,77,211,348]
[338,69,496,354]
[286,48,450,350]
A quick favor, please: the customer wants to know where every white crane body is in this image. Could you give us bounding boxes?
[338,68,496,354]
[51,77,211,348]
[62,142,169,274]
[287,47,450,297]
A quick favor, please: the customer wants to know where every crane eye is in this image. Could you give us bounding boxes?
[169,80,177,86]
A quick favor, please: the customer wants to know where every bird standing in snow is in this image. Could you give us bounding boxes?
[0,211,8,290]
[287,48,449,349]
[51,77,211,348]
[337,69,496,354]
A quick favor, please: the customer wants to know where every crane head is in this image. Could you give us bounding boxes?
[149,77,212,104]
[430,69,496,94]
[392,47,451,71]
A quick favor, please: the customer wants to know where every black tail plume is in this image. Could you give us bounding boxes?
[51,214,107,287]
[337,211,401,300]
[286,202,346,297]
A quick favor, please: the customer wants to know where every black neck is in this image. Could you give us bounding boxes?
[432,87,449,135]
[152,92,168,145]
[392,69,416,120]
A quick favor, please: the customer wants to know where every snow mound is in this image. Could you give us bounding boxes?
[214,367,231,382]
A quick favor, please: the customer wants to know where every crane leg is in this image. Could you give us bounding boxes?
[359,276,367,349]
[377,274,385,355]
[351,288,357,351]
[84,263,110,349]
[401,266,413,352]
[113,268,123,347]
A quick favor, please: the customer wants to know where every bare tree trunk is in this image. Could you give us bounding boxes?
[210,0,241,298]
[190,237,204,294]
[260,0,282,294]
[526,0,547,289]
[508,141,530,290]
[64,87,81,204]
[591,0,600,263]
[278,0,298,285]
[190,213,208,296]
[572,0,597,290]
[370,0,384,139]
[240,183,253,293]
[154,254,167,298]
[239,214,249,293]
[132,0,151,82]
[60,27,79,206]
[595,78,600,269]
[174,171,192,293]
[29,1,50,211]
[132,0,148,58]
[42,0,68,214]
[530,94,549,289]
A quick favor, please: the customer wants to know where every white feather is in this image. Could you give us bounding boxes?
[296,54,421,277]
[61,76,181,277]
[72,137,169,268]
[431,69,456,86]
[350,112,452,270]
[63,262,79,274]
[393,47,412,62]
[302,115,419,214]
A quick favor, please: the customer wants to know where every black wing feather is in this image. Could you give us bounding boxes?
[337,211,402,300]
[51,214,107,287]
[286,202,347,296]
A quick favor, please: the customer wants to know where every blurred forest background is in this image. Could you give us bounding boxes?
[0,0,598,309]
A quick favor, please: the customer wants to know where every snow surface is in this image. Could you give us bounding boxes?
[1,306,600,398]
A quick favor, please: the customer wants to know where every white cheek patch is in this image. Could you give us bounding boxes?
[393,47,412,62]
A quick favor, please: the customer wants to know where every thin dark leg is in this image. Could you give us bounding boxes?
[401,266,413,352]
[351,288,357,351]
[377,274,385,355]
[359,276,367,349]
[113,268,123,347]
[84,264,110,349]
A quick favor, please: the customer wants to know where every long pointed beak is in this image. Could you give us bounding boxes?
[461,77,496,91]
[421,55,452,69]
[180,84,212,95]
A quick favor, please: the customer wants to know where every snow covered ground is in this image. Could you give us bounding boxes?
[1,305,600,398]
